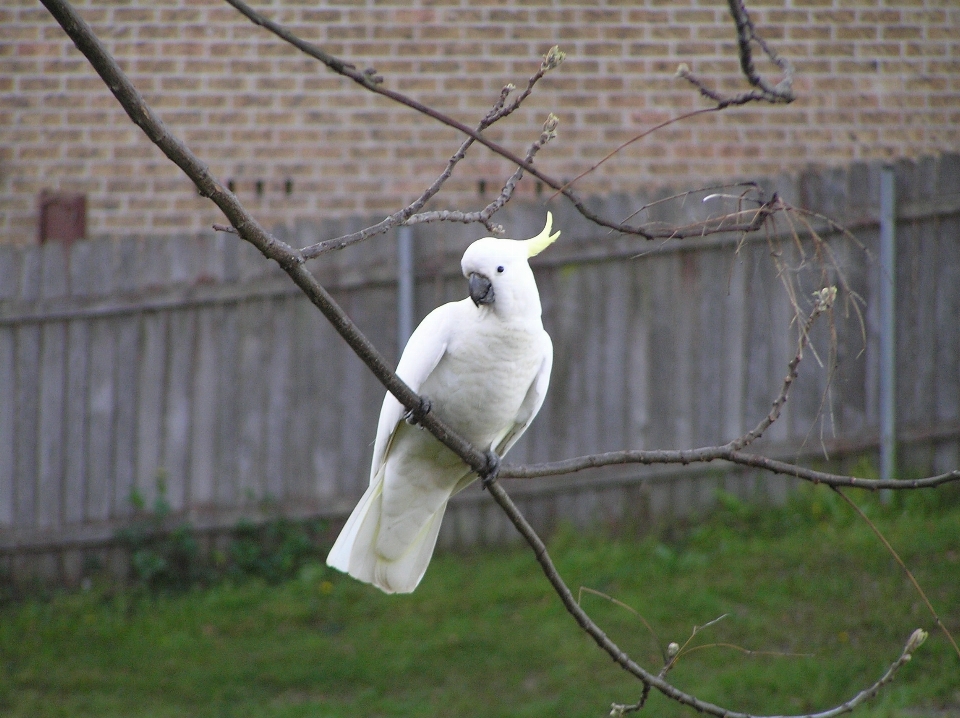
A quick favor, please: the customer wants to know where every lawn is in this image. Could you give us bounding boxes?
[1,483,958,717]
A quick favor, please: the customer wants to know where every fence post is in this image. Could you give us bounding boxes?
[397,225,414,355]
[879,164,897,489]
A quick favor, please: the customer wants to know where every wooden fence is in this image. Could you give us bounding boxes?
[1,155,958,583]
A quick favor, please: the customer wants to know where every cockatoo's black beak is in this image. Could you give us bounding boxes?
[468,273,495,306]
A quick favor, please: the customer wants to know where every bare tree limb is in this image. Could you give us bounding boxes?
[403,114,560,230]
[727,0,795,102]
[833,489,960,658]
[299,59,564,258]
[554,0,794,199]
[36,0,493,485]
[676,0,795,108]
[222,0,789,244]
[500,286,957,490]
[501,446,960,490]
[730,286,836,451]
[486,479,930,718]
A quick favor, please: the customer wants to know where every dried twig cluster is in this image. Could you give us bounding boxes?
[39,0,959,715]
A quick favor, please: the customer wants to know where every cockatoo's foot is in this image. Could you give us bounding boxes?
[479,450,501,489]
[404,396,432,426]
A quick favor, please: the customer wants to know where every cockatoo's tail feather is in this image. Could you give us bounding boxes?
[523,211,560,257]
[327,466,448,594]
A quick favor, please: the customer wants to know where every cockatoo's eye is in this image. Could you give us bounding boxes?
[496,265,505,273]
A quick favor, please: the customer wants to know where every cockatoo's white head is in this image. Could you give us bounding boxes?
[460,212,560,319]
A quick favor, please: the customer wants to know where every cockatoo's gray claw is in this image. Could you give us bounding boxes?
[479,450,501,489]
[404,396,432,426]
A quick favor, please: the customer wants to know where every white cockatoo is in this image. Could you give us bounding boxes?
[326,213,559,593]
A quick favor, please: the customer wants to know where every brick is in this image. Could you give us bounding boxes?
[836,25,877,40]
[882,25,924,41]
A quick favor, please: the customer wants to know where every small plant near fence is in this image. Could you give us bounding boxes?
[114,475,327,593]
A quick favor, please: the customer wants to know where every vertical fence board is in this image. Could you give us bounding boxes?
[934,215,960,425]
[861,228,882,433]
[833,234,870,437]
[0,246,20,301]
[136,312,167,503]
[601,260,630,452]
[64,321,89,525]
[626,262,651,448]
[695,248,726,446]
[40,243,68,301]
[544,264,584,460]
[580,265,604,455]
[236,300,268,505]
[14,325,41,527]
[189,306,220,509]
[722,248,747,440]
[163,310,196,511]
[285,299,321,500]
[112,316,139,519]
[18,246,41,302]
[86,319,116,522]
[37,321,67,529]
[264,297,293,502]
[0,327,15,527]
[933,212,960,473]
[215,304,240,507]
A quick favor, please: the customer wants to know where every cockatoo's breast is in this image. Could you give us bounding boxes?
[418,306,546,449]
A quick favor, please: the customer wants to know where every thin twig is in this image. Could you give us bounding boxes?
[299,58,563,258]
[618,181,763,227]
[549,106,721,201]
[725,0,795,102]
[405,114,559,229]
[222,0,788,243]
[730,285,836,451]
[832,488,960,659]
[500,445,960,491]
[486,479,929,718]
[564,0,795,198]
[578,587,663,659]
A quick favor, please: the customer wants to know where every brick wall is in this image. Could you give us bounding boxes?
[1,0,958,245]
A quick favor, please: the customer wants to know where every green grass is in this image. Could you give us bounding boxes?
[1,484,958,718]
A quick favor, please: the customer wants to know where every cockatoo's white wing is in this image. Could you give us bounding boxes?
[450,336,552,497]
[327,303,455,592]
[368,304,451,484]
[494,335,553,456]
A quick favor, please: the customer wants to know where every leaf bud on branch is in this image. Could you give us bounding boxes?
[541,45,566,71]
[540,113,560,144]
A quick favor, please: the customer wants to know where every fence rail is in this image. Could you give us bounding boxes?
[1,155,958,583]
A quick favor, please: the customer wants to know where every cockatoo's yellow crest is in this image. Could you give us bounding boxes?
[523,212,560,258]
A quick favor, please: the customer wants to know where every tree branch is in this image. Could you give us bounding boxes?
[222,0,788,243]
[677,0,795,108]
[486,479,929,718]
[729,286,835,452]
[500,445,960,490]
[37,0,492,483]
[298,57,564,258]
